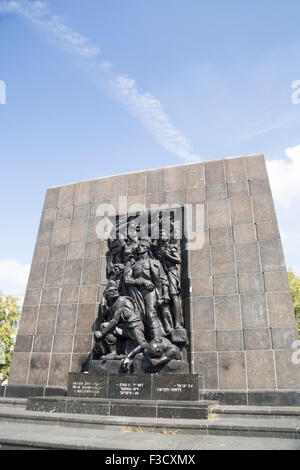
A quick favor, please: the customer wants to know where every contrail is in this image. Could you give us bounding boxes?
[0,0,200,162]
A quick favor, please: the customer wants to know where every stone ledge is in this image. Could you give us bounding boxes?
[27,396,216,420]
[212,405,300,419]
[1,407,300,441]
[0,384,67,398]
[200,390,300,406]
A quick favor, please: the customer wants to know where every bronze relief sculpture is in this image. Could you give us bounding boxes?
[85,210,188,374]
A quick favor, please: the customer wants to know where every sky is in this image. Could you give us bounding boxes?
[0,0,300,294]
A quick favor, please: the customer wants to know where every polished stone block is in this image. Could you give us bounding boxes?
[48,354,71,387]
[68,373,109,398]
[32,245,50,264]
[233,223,256,244]
[109,375,152,400]
[185,187,205,204]
[218,352,246,389]
[49,244,67,260]
[246,350,276,389]
[36,305,57,334]
[189,247,211,277]
[260,240,286,272]
[60,286,79,304]
[82,258,100,285]
[185,162,204,188]
[228,181,249,199]
[235,243,260,273]
[76,304,97,334]
[252,193,276,223]
[206,184,227,201]
[205,160,225,185]
[8,354,31,385]
[14,335,33,353]
[241,293,268,329]
[271,327,299,350]
[213,276,237,295]
[56,304,77,333]
[275,350,300,389]
[210,226,233,245]
[73,335,93,353]
[146,168,164,194]
[41,287,60,305]
[224,157,247,183]
[33,335,53,353]
[28,353,50,386]
[193,352,218,389]
[211,244,235,275]
[217,330,243,352]
[59,184,76,207]
[193,296,215,330]
[215,295,241,330]
[238,272,264,293]
[27,263,46,289]
[249,179,271,195]
[23,289,42,306]
[164,166,185,192]
[53,335,73,353]
[63,259,83,285]
[152,374,200,401]
[243,328,272,350]
[193,330,216,352]
[207,199,230,227]
[191,277,213,296]
[264,271,290,292]
[230,198,253,225]
[45,260,64,287]
[256,221,280,241]
[245,154,268,180]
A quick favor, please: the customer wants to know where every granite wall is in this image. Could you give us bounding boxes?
[9,154,300,390]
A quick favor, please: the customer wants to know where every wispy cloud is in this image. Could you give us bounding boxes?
[0,0,100,59]
[0,0,199,161]
[112,74,199,162]
[267,144,300,208]
[233,117,292,144]
[0,259,30,294]
[267,144,300,276]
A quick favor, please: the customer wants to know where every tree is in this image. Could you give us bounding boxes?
[288,268,300,337]
[0,294,21,385]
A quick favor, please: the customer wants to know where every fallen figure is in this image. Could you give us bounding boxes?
[122,336,182,373]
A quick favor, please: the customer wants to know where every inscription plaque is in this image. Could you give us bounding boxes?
[68,373,108,398]
[152,374,200,401]
[67,373,202,401]
[108,374,152,400]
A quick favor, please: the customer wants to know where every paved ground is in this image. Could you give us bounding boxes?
[0,421,300,450]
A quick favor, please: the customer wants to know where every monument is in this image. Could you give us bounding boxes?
[3,154,300,414]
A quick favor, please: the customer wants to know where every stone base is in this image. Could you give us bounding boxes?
[27,396,216,420]
[68,372,203,401]
[200,390,300,406]
[0,384,67,398]
[88,356,189,375]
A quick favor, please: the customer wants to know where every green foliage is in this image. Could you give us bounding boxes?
[288,268,300,336]
[0,295,21,384]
